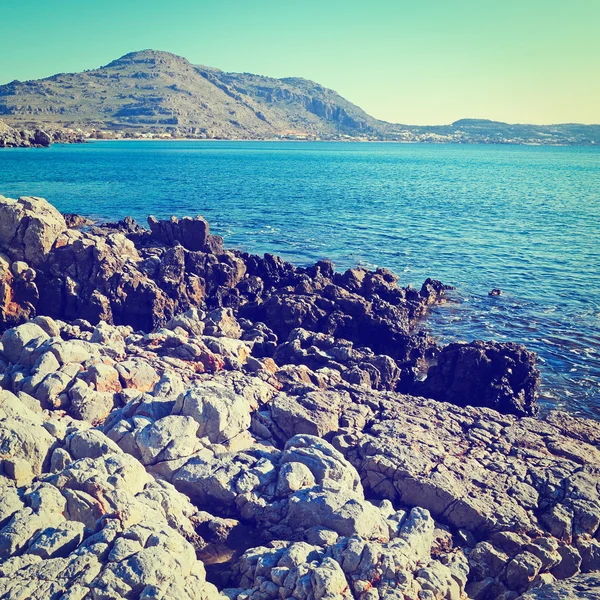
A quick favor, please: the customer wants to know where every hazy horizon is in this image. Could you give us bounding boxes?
[2,0,599,126]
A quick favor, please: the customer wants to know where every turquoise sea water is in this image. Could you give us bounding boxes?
[1,140,599,417]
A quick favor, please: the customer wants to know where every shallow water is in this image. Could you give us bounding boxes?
[1,140,599,417]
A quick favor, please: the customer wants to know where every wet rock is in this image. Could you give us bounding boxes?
[416,340,541,416]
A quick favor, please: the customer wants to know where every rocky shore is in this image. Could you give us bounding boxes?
[0,120,85,148]
[0,195,598,599]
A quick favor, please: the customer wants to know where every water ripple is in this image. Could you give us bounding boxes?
[1,141,599,417]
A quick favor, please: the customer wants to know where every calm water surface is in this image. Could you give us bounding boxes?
[1,141,599,417]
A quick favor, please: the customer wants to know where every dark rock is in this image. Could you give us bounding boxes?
[91,216,145,236]
[147,214,222,253]
[32,129,52,147]
[551,543,582,579]
[0,195,541,416]
[415,340,540,416]
[62,213,95,228]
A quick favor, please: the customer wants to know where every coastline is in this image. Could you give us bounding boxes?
[15,135,598,147]
[1,142,598,418]
[0,194,599,599]
[83,138,588,146]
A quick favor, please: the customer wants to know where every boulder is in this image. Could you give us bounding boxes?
[174,382,252,444]
[270,391,342,438]
[135,415,200,466]
[416,340,540,416]
[116,358,159,393]
[1,322,49,363]
[86,363,122,392]
[0,196,67,266]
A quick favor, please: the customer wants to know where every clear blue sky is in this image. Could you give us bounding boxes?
[1,0,599,125]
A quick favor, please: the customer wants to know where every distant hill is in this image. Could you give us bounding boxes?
[1,50,599,144]
[0,50,384,139]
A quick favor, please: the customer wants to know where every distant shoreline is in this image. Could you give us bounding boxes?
[63,138,600,147]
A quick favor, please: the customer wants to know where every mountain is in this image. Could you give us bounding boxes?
[0,50,386,139]
[1,50,599,144]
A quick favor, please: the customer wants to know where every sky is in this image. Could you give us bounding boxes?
[1,0,599,125]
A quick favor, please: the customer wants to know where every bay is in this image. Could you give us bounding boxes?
[1,140,599,416]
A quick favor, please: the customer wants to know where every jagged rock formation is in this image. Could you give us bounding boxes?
[0,119,51,148]
[414,340,540,416]
[2,50,599,144]
[0,118,85,148]
[0,194,597,600]
[0,194,540,416]
[0,309,598,599]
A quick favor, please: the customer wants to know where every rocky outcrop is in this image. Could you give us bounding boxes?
[0,119,85,148]
[6,195,597,598]
[0,195,542,418]
[517,573,600,598]
[0,196,67,266]
[147,215,223,253]
[0,308,597,600]
[0,253,38,328]
[0,387,221,599]
[415,340,540,416]
[0,119,51,148]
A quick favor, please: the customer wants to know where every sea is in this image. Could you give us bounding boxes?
[1,140,599,417]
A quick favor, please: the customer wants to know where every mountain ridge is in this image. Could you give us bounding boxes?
[1,49,599,145]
